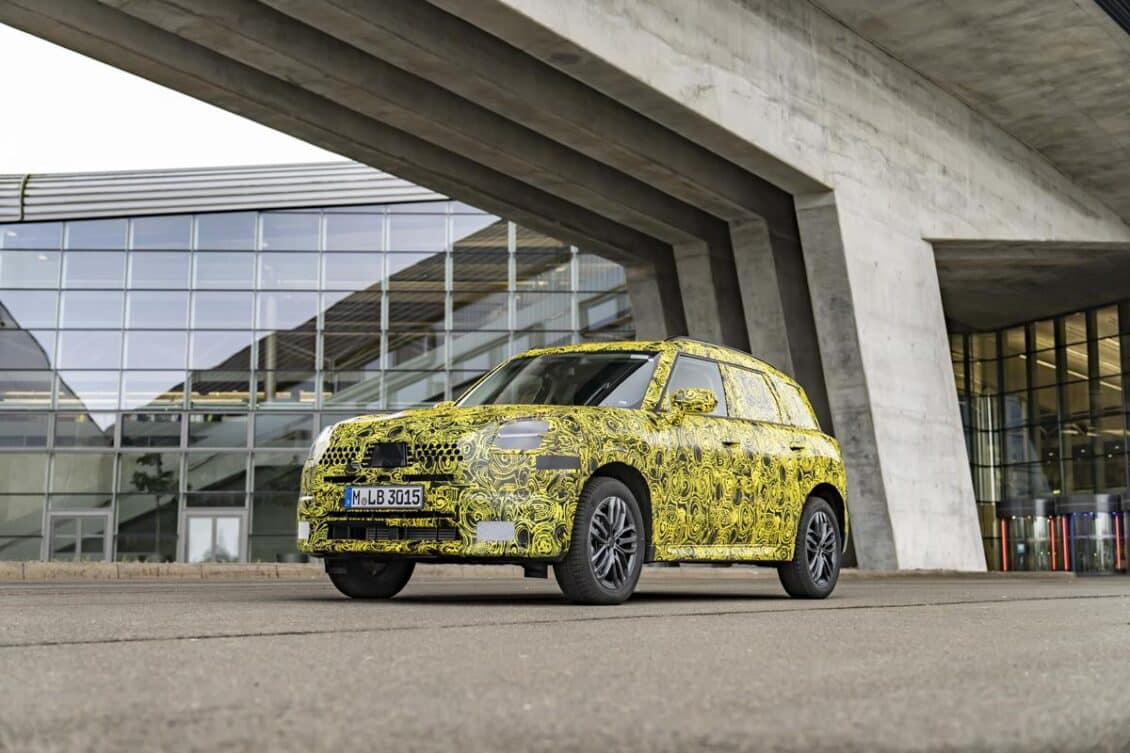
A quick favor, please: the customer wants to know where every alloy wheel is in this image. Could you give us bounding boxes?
[589,495,639,590]
[806,510,837,585]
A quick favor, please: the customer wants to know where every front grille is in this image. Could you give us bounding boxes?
[328,522,459,542]
[322,445,361,467]
[411,442,464,466]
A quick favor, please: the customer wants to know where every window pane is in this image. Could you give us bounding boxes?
[126,291,189,329]
[121,413,182,448]
[256,371,316,406]
[192,291,254,328]
[323,253,383,290]
[1095,306,1119,340]
[57,331,121,369]
[196,212,256,250]
[387,251,446,288]
[254,413,313,448]
[387,331,443,370]
[1096,337,1121,377]
[115,494,177,562]
[124,332,188,369]
[0,495,44,537]
[0,222,62,249]
[0,368,50,406]
[322,370,381,409]
[389,214,445,251]
[776,380,819,430]
[0,454,47,492]
[0,413,49,447]
[0,250,61,287]
[189,370,251,408]
[251,493,297,536]
[253,452,304,493]
[193,252,255,288]
[389,290,446,330]
[663,356,727,417]
[258,252,318,289]
[577,253,625,292]
[325,213,383,251]
[66,219,126,249]
[257,332,315,370]
[62,252,125,288]
[0,290,58,328]
[59,291,123,328]
[724,366,781,423]
[0,331,55,369]
[54,413,115,447]
[261,213,319,250]
[185,452,247,505]
[189,331,252,370]
[256,292,317,330]
[386,371,445,408]
[128,252,190,288]
[323,291,381,332]
[56,371,119,410]
[52,453,113,494]
[118,452,180,493]
[454,250,510,292]
[187,413,248,448]
[1064,313,1087,345]
[121,372,186,411]
[131,215,192,250]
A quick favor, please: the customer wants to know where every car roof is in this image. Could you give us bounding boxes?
[520,337,796,384]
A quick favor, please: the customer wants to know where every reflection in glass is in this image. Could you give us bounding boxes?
[124,332,189,369]
[256,291,318,331]
[0,222,62,249]
[389,214,444,251]
[0,413,49,448]
[66,219,126,250]
[192,291,254,329]
[186,515,243,562]
[54,413,115,447]
[187,413,249,448]
[189,370,251,408]
[323,332,382,371]
[387,251,445,287]
[258,253,318,289]
[60,291,123,328]
[121,413,182,448]
[325,213,382,251]
[261,213,318,250]
[128,252,190,288]
[386,371,445,408]
[256,371,317,406]
[131,215,192,250]
[322,370,381,409]
[62,252,125,288]
[254,413,313,448]
[118,452,180,494]
[116,494,177,562]
[186,452,247,506]
[190,331,252,370]
[0,453,48,492]
[0,251,61,288]
[196,212,255,250]
[0,331,55,369]
[121,372,185,410]
[56,371,119,410]
[193,252,255,288]
[52,453,114,494]
[0,290,58,328]
[127,291,190,329]
[323,253,383,290]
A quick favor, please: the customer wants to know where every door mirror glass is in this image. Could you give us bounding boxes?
[670,387,718,415]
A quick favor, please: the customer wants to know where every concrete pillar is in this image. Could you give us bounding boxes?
[796,192,985,571]
[729,217,831,431]
[671,239,749,350]
[625,256,686,340]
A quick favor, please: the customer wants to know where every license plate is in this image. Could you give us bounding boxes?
[344,485,424,510]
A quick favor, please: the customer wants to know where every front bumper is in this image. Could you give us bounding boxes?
[298,465,583,560]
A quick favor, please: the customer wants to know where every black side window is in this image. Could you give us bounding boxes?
[663,356,728,417]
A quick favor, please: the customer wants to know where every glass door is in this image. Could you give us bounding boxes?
[48,513,111,562]
[184,512,245,562]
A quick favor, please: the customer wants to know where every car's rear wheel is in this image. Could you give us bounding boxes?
[778,496,841,598]
[554,477,644,605]
[327,558,415,599]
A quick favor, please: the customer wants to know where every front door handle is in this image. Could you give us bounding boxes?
[790,445,806,453]
[722,440,740,447]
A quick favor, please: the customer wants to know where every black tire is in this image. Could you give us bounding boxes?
[328,559,415,599]
[554,477,645,605]
[778,496,841,599]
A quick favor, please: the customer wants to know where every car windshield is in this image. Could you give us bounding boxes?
[458,352,660,408]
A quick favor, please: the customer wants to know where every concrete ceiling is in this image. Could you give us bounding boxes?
[934,241,1130,330]
[815,0,1130,222]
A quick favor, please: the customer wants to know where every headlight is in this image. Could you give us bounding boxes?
[307,425,336,464]
[494,419,549,450]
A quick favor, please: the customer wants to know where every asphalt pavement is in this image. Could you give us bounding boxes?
[1,569,1128,753]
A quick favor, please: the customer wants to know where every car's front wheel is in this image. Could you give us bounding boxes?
[327,558,415,599]
[778,496,841,598]
[554,477,645,605]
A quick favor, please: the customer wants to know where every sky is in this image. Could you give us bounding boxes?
[0,24,343,174]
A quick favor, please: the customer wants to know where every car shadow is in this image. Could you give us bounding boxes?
[280,588,788,606]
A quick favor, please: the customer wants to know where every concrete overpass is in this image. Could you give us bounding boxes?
[6,0,1130,570]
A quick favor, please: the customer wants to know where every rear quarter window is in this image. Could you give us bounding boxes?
[722,365,782,423]
[774,379,819,430]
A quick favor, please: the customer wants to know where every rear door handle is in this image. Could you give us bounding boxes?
[722,440,740,447]
[790,445,806,452]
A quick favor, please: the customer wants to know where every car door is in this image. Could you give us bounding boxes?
[651,355,746,558]
[720,364,802,556]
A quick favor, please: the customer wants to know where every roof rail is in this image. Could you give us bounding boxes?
[664,335,786,374]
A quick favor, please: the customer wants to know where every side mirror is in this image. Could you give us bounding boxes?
[433,400,456,410]
[670,387,717,415]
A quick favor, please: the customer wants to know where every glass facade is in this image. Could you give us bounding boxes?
[0,201,634,562]
[951,303,1128,567]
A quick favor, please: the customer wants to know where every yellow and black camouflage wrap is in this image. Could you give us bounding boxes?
[298,339,848,564]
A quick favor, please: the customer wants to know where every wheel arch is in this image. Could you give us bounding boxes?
[590,462,653,557]
[808,482,848,550]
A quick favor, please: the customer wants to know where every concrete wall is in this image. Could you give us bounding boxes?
[441,0,1130,569]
